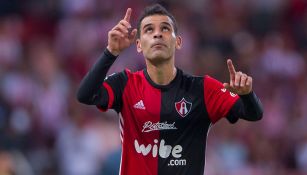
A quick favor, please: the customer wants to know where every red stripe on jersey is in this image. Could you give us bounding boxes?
[96,82,114,112]
[120,70,160,175]
[103,82,114,109]
[204,75,239,123]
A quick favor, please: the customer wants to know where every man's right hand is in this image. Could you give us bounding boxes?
[107,8,137,56]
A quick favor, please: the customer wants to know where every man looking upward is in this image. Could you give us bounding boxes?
[77,4,263,175]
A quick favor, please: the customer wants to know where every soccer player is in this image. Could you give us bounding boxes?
[77,4,263,175]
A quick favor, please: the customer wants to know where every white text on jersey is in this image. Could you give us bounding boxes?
[142,121,177,133]
[134,139,182,158]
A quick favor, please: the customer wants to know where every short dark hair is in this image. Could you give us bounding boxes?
[136,4,178,38]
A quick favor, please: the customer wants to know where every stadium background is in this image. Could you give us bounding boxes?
[0,0,307,174]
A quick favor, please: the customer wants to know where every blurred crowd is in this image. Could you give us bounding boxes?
[0,0,307,175]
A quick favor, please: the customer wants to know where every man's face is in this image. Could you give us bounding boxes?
[136,15,181,64]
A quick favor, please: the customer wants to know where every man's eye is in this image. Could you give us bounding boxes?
[145,28,153,33]
[162,27,170,32]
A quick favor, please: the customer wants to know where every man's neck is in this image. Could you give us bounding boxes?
[146,61,177,86]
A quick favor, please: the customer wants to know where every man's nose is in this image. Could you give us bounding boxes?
[153,30,162,38]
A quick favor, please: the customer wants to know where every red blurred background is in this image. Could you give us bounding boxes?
[0,0,306,174]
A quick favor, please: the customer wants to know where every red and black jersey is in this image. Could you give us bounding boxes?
[98,68,239,175]
[77,49,263,175]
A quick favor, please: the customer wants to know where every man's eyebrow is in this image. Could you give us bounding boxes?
[161,22,172,27]
[142,23,152,30]
[142,21,172,30]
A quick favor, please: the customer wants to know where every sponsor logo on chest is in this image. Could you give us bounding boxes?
[136,121,186,166]
[134,139,187,166]
[142,121,177,133]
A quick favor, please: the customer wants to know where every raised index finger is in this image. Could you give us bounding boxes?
[227,59,236,80]
[124,8,132,22]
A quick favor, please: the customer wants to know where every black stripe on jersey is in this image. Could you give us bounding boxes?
[145,69,212,175]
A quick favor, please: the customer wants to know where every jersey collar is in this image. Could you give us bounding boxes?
[143,68,182,90]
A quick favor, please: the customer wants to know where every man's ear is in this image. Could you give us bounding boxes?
[136,39,142,53]
[175,36,182,49]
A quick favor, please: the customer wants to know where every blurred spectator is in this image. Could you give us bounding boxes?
[0,0,306,174]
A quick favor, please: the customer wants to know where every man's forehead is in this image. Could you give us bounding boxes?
[141,15,173,27]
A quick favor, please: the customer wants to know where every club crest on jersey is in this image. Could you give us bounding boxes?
[175,98,192,118]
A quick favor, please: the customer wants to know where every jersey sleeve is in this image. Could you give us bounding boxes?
[203,75,239,123]
[96,69,128,112]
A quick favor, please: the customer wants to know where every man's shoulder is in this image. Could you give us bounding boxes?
[118,68,147,85]
[180,71,220,83]
[124,68,144,78]
[180,69,204,81]
[106,68,142,78]
[176,69,205,90]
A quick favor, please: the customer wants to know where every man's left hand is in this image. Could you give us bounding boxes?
[223,59,252,95]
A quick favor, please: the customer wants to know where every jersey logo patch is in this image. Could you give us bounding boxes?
[175,98,192,118]
[134,100,146,110]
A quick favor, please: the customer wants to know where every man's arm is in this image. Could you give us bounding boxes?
[76,8,137,106]
[226,91,263,123]
[76,49,117,105]
[223,59,263,123]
